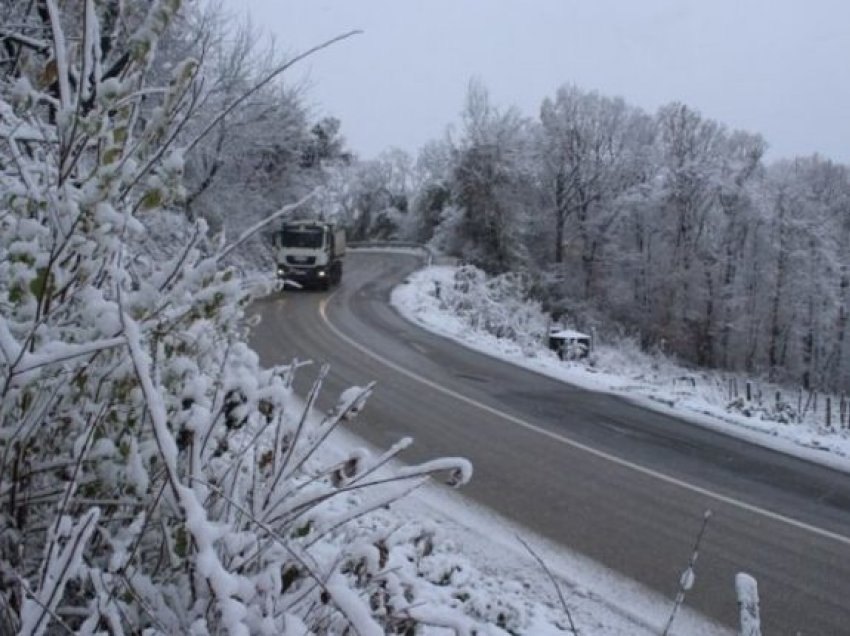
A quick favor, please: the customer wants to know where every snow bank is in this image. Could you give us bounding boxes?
[392,265,850,472]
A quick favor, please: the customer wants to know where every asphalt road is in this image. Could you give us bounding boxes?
[251,251,850,635]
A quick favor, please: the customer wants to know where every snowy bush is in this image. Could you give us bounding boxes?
[725,396,799,424]
[439,265,549,352]
[0,3,473,634]
[331,514,565,635]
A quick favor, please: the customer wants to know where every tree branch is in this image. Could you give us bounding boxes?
[185,30,363,154]
[216,189,316,262]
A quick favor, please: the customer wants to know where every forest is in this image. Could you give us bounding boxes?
[339,81,850,394]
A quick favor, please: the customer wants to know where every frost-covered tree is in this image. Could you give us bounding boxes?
[409,139,454,243]
[0,2,473,634]
[299,116,351,170]
[323,148,416,241]
[180,14,308,214]
[447,80,534,272]
[537,85,655,298]
[407,79,850,389]
[165,6,353,269]
[758,157,850,388]
[637,103,761,363]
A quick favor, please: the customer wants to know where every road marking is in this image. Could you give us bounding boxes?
[319,297,850,547]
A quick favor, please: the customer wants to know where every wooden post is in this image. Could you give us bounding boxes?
[843,395,848,428]
[826,396,832,428]
[746,381,752,402]
[802,390,815,420]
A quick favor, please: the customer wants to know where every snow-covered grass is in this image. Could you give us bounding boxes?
[391,265,850,473]
[323,426,729,636]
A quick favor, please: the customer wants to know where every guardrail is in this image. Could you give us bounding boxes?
[347,241,435,267]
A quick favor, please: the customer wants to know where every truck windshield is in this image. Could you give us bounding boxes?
[280,227,324,248]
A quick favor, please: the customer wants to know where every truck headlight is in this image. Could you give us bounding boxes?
[317,269,326,277]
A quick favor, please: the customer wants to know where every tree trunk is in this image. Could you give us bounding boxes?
[553,169,568,264]
[768,198,789,381]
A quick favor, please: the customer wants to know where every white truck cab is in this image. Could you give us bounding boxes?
[274,220,345,290]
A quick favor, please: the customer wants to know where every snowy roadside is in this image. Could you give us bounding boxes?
[252,252,729,634]
[390,264,850,474]
[324,425,730,636]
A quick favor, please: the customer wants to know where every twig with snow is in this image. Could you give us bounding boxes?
[306,478,429,549]
[185,30,363,155]
[19,508,100,636]
[263,364,330,509]
[517,534,579,635]
[120,304,181,500]
[280,382,377,486]
[216,189,317,263]
[268,458,470,530]
[11,336,126,376]
[662,509,713,636]
[12,574,74,636]
[44,0,71,113]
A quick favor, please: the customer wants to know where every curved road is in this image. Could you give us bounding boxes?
[252,251,850,634]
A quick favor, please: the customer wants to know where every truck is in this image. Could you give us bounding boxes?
[273,220,345,290]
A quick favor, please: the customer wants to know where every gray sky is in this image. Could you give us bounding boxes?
[226,0,850,163]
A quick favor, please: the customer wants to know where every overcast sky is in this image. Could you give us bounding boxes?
[224,0,849,163]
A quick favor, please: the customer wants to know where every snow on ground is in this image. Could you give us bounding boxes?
[325,425,729,636]
[390,264,850,474]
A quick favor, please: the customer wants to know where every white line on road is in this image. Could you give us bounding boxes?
[319,297,850,547]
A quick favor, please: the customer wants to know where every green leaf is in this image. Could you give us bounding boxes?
[8,285,24,303]
[292,521,313,538]
[103,146,122,165]
[140,189,163,210]
[132,39,151,62]
[281,565,300,592]
[10,253,35,266]
[29,267,48,298]
[20,391,32,414]
[174,526,188,558]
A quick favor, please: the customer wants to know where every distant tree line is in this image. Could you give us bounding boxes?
[335,80,850,392]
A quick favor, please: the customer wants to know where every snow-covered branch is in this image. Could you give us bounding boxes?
[216,189,316,262]
[185,30,362,154]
